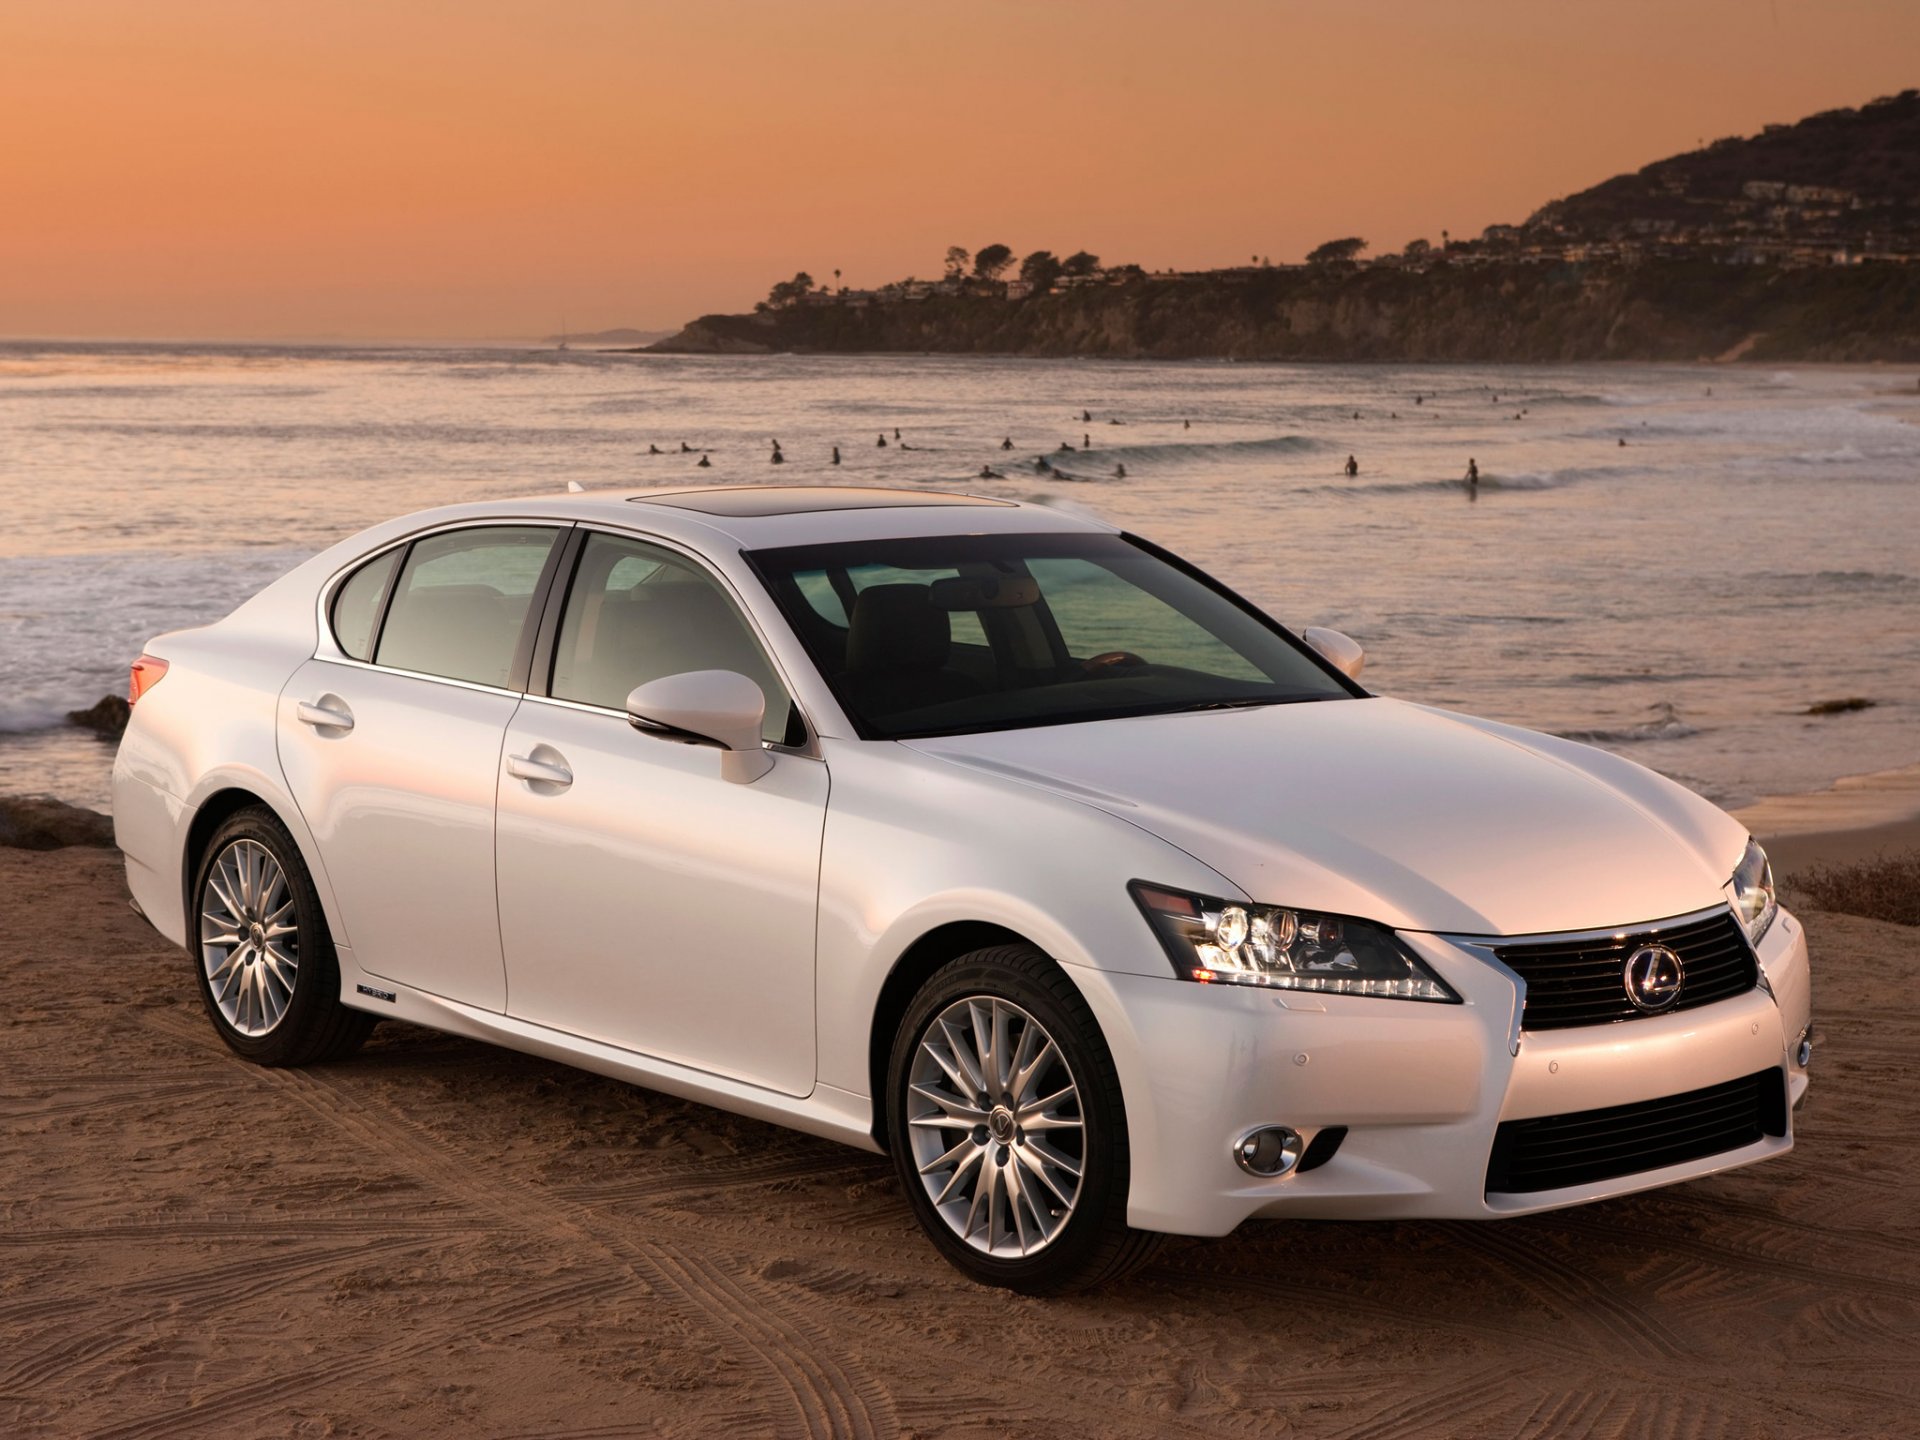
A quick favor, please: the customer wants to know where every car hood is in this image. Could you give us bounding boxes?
[902,697,1750,937]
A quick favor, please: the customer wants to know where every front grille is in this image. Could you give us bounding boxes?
[1494,909,1757,1031]
[1486,1067,1786,1195]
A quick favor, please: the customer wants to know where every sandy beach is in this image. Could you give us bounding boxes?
[3,826,1915,1438]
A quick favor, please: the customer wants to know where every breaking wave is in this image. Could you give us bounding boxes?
[1554,702,1702,746]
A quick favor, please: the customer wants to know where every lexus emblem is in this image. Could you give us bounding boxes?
[1624,944,1685,1012]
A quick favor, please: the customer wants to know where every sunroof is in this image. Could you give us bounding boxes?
[629,486,1013,517]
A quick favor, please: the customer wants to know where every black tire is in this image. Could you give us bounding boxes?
[886,945,1165,1294]
[188,806,374,1066]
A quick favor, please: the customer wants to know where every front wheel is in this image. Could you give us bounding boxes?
[886,945,1164,1293]
[190,806,374,1066]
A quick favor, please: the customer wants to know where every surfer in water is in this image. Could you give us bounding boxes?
[832,445,842,464]
[877,433,888,448]
[1464,458,1480,489]
[1345,455,1359,477]
[1001,437,1014,450]
[697,454,711,468]
[979,465,1002,480]
[1113,463,1127,479]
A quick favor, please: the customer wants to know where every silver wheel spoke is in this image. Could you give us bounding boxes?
[908,1083,987,1126]
[199,839,298,1037]
[907,993,1084,1260]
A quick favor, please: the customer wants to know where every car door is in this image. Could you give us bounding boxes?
[494,528,826,1096]
[278,522,566,1011]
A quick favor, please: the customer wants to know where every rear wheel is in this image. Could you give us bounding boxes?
[190,806,373,1066]
[887,945,1164,1293]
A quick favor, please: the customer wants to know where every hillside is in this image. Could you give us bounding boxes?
[652,92,1920,364]
[1531,90,1920,254]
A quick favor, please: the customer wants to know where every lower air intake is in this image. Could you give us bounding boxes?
[1486,1068,1786,1196]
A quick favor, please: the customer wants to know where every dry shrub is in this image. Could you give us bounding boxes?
[1787,852,1920,928]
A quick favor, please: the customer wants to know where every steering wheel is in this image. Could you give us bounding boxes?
[1081,650,1148,676]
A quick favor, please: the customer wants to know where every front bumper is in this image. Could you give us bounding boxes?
[1073,905,1811,1237]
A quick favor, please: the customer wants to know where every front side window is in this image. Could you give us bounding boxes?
[550,531,799,746]
[750,531,1353,738]
[374,526,559,687]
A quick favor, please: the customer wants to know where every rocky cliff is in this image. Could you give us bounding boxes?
[650,260,1920,364]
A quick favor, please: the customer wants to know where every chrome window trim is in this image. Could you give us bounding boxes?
[303,652,528,702]
[1437,902,1749,1055]
[516,689,822,761]
[311,513,825,754]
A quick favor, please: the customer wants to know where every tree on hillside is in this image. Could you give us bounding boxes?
[1306,237,1368,265]
[1019,250,1062,292]
[944,246,971,278]
[1403,237,1432,259]
[973,244,1014,281]
[765,271,814,308]
[1061,250,1101,277]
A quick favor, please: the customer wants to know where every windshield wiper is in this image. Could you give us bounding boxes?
[1158,693,1340,715]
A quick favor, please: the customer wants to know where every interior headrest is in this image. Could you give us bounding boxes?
[846,584,951,673]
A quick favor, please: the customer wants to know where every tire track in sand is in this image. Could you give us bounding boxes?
[136,1007,893,1440]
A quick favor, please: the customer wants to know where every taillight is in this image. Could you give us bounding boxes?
[128,654,169,706]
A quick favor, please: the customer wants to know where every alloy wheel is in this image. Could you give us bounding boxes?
[906,995,1086,1257]
[199,838,299,1036]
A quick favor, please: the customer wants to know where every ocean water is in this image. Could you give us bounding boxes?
[2,342,1916,814]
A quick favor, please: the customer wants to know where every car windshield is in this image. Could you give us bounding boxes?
[747,531,1355,739]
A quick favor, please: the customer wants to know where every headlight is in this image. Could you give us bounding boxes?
[1729,838,1777,945]
[1131,882,1458,1002]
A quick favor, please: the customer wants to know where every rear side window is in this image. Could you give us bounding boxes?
[375,526,559,687]
[330,549,399,661]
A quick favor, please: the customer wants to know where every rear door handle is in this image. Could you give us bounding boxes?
[506,752,573,788]
[296,698,354,732]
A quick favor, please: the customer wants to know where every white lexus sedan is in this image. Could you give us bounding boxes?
[114,485,1813,1292]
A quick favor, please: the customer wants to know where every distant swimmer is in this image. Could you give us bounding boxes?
[980,465,1005,480]
[1036,457,1052,474]
[1390,412,1398,419]
[1415,395,1423,405]
[1113,463,1127,479]
[649,443,662,454]
[1465,458,1479,487]
[1058,442,1074,453]
[877,433,888,447]
[1109,417,1124,425]
[1083,433,1092,449]
[893,427,901,440]
[697,454,711,468]
[1183,418,1191,429]
[1618,437,1627,446]
[1345,455,1359,477]
[680,442,694,453]
[1081,410,1092,422]
[1001,436,1014,450]
[770,448,784,465]
[832,445,842,464]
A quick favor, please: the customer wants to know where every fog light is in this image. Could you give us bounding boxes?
[1233,1126,1303,1178]
[1796,1025,1814,1068]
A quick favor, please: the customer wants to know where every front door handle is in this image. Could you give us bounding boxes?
[296,698,354,732]
[506,752,573,788]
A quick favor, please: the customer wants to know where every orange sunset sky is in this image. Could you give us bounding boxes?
[3,0,1915,341]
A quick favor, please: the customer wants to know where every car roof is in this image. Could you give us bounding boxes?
[432,484,1118,550]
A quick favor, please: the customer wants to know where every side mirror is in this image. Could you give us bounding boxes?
[626,670,773,784]
[1301,626,1366,680]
